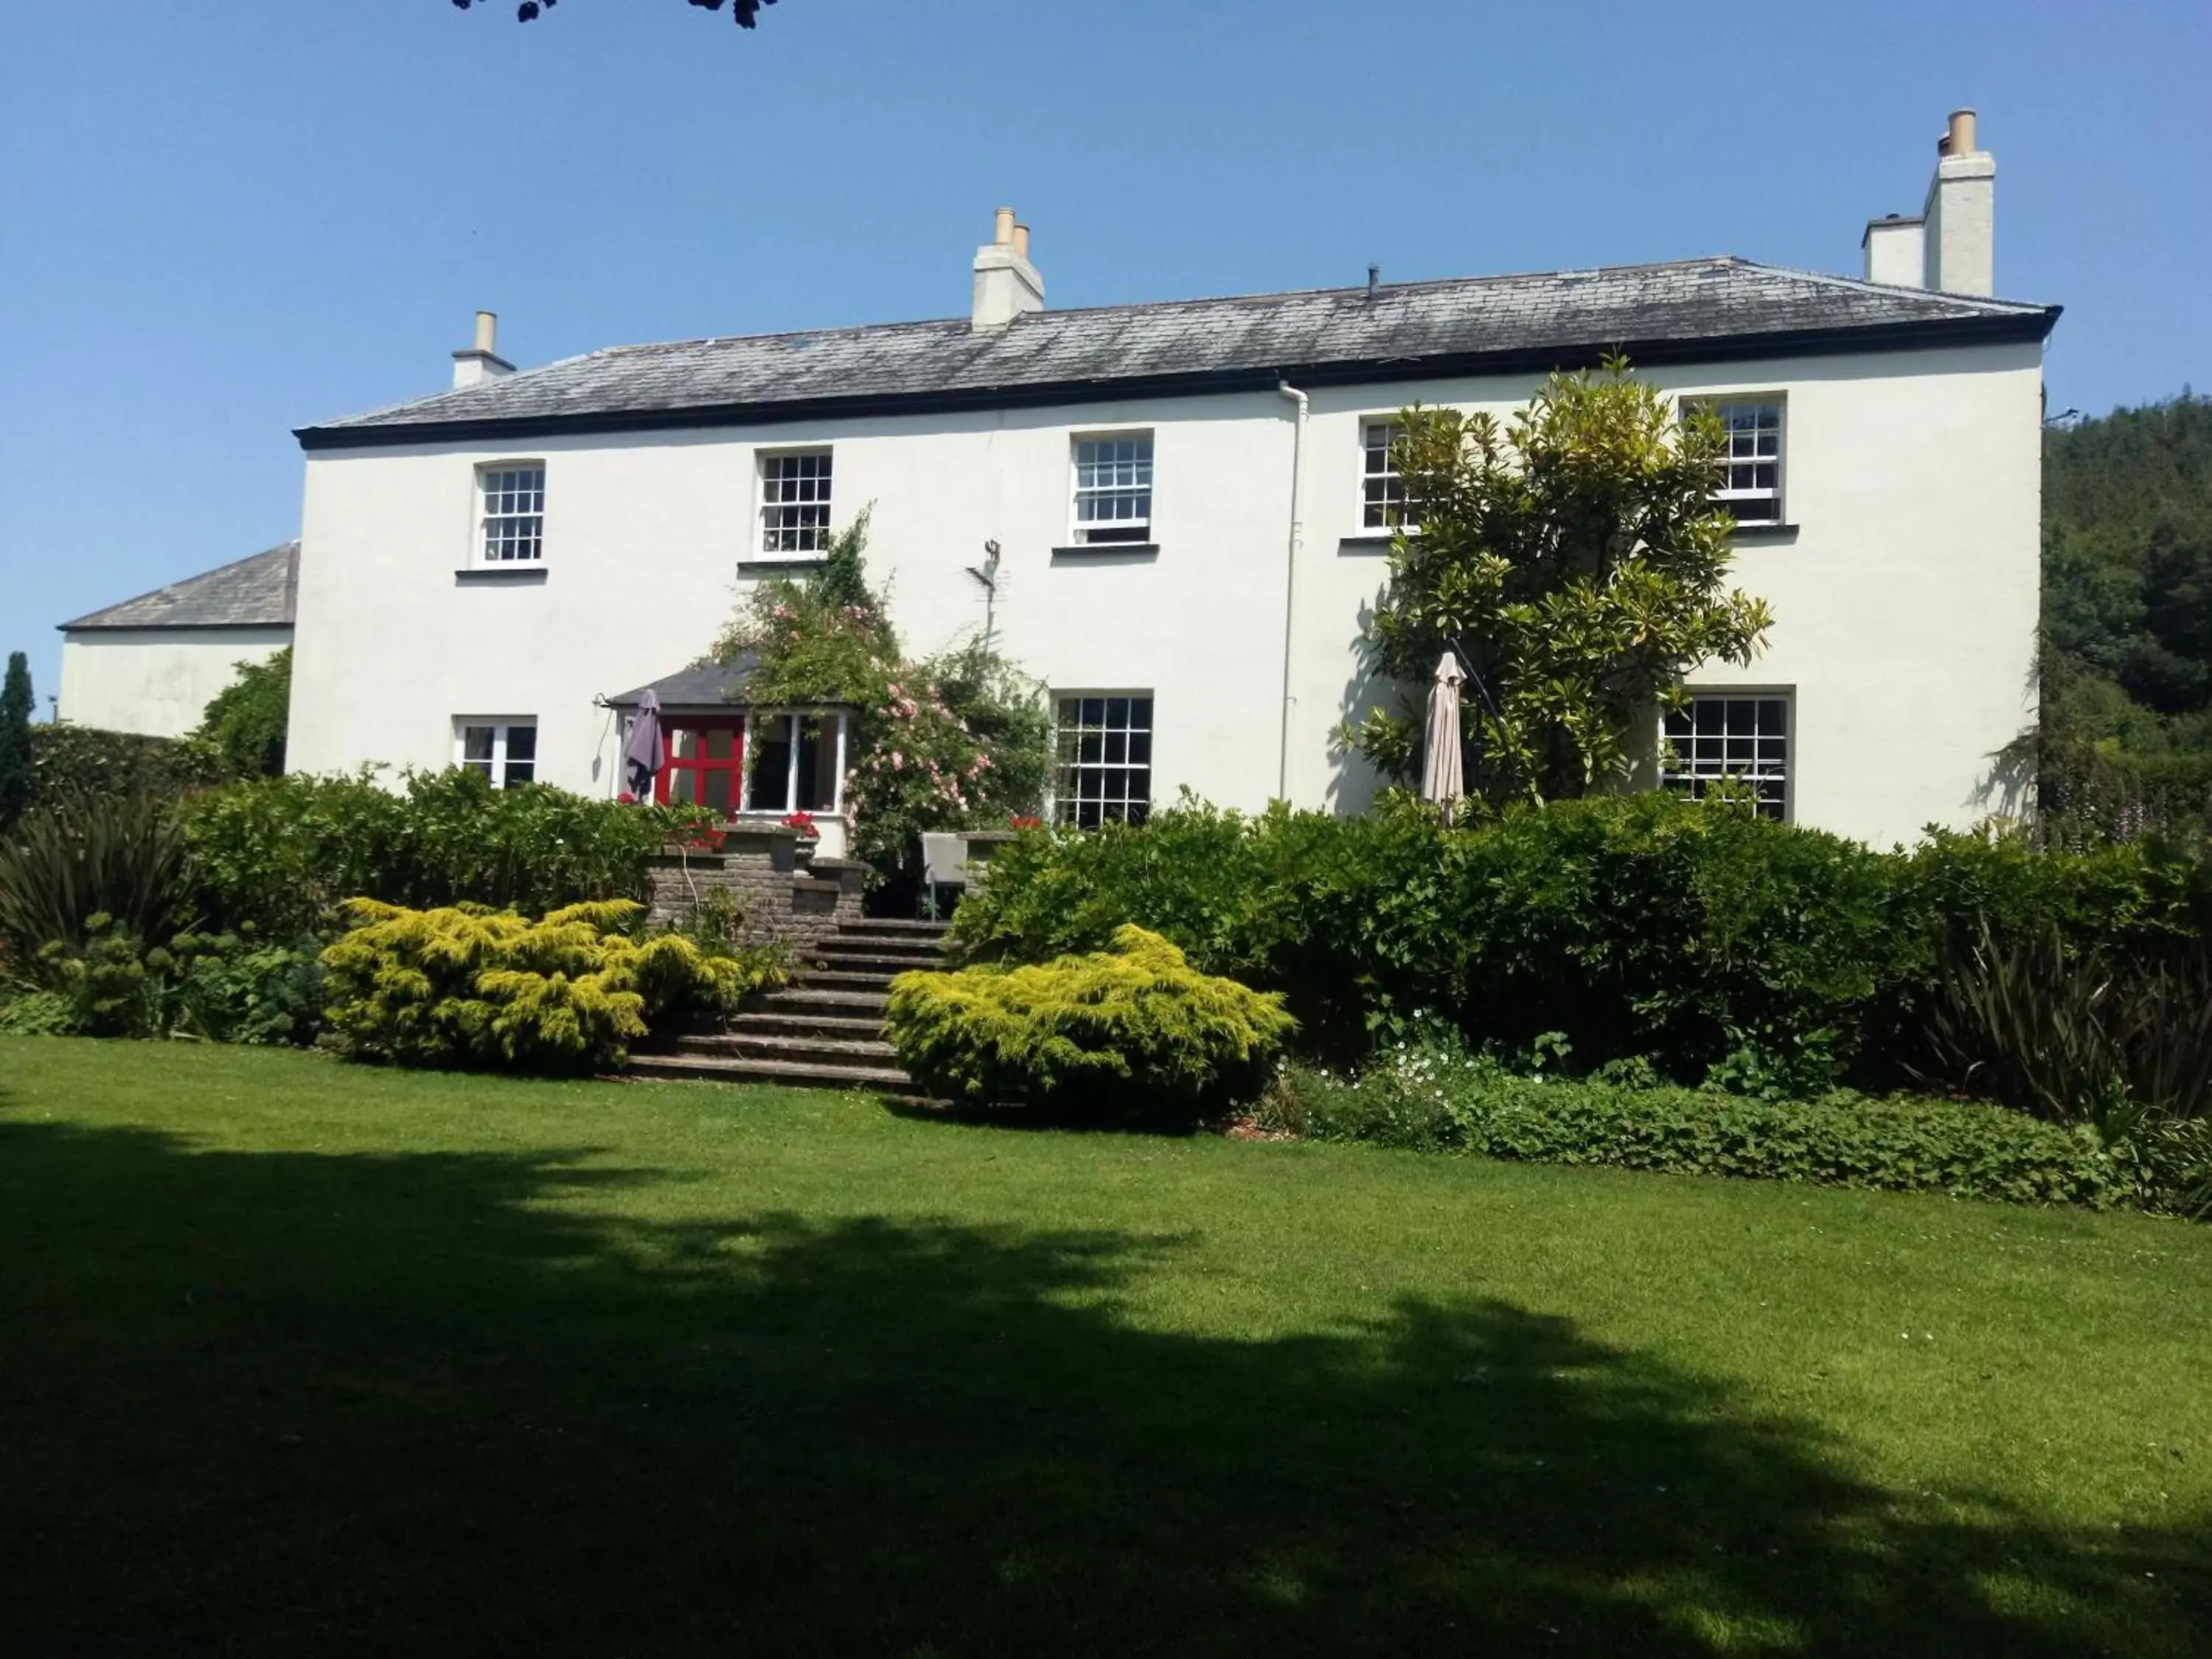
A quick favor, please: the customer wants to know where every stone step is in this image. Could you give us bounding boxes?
[629,1051,924,1094]
[756,986,891,1013]
[840,919,951,936]
[802,948,946,975]
[792,968,902,992]
[681,1032,901,1065]
[811,940,948,964]
[729,1009,886,1040]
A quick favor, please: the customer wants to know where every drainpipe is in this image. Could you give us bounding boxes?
[1275,379,1307,802]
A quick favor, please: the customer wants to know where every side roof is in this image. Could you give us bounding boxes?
[297,257,2059,450]
[60,541,299,632]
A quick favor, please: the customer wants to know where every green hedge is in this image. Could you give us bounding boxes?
[29,724,234,801]
[183,769,709,937]
[884,925,1295,1120]
[1262,1042,2135,1212]
[953,794,2212,1091]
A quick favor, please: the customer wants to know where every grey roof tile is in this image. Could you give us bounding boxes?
[61,541,299,631]
[299,258,2057,445]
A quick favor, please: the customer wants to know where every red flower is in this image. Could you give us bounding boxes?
[782,811,820,840]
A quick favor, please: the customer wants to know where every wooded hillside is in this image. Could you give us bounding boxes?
[2038,393,2212,840]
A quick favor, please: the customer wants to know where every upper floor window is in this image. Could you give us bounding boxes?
[1054,693,1152,827]
[479,465,545,563]
[1361,420,1419,532]
[1708,400,1784,526]
[760,450,833,554]
[1072,434,1153,544]
[456,719,538,788]
[1661,692,1789,820]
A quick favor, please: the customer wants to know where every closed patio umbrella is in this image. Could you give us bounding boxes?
[623,689,666,801]
[1420,650,1465,827]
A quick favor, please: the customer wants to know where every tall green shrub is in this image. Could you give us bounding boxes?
[192,647,291,779]
[0,652,31,830]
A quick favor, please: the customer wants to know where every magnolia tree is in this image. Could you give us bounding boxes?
[1349,359,1773,807]
[713,514,1051,879]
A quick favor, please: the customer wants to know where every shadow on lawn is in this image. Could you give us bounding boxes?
[0,1119,2201,1658]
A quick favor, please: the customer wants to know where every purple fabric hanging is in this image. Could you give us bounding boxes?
[623,689,666,800]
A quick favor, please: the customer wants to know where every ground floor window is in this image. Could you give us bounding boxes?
[456,719,537,788]
[742,712,844,815]
[1662,692,1790,819]
[1054,693,1152,827]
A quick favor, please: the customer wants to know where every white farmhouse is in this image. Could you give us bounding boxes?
[287,111,2056,850]
[57,541,297,737]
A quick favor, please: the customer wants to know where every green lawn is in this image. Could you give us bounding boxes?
[2,1040,2207,1657]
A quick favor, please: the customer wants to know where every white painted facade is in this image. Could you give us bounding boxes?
[290,337,2044,849]
[58,626,291,738]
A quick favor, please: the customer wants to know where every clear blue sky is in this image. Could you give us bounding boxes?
[4,0,2208,711]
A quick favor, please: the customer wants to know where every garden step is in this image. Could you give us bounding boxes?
[728,1010,886,1040]
[799,953,944,979]
[791,967,903,992]
[837,919,950,936]
[679,1032,901,1064]
[627,1051,925,1094]
[810,939,948,964]
[754,987,891,1012]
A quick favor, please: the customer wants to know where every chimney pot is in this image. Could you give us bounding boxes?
[1921,108,1994,295]
[452,308,515,389]
[972,207,1044,331]
[1944,108,1978,157]
[1366,263,1380,301]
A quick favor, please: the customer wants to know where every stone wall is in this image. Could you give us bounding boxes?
[644,827,867,947]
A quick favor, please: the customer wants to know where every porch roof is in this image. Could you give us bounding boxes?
[602,654,854,716]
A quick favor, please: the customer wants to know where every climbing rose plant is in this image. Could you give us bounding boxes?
[713,514,1051,879]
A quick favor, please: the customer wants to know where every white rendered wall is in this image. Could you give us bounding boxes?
[58,627,291,737]
[291,338,2042,849]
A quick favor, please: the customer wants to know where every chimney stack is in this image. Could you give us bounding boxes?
[1858,109,1994,294]
[1921,108,1994,295]
[971,206,1044,332]
[452,310,515,389]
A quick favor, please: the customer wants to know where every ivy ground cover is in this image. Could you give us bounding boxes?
[1,1039,2206,1656]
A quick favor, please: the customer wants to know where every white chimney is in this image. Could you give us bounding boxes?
[971,206,1044,332]
[1922,108,1995,295]
[452,310,515,389]
[1861,214,1925,286]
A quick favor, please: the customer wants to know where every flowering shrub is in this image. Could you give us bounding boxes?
[782,811,819,840]
[712,513,1051,880]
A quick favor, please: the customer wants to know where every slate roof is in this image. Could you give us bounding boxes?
[61,541,299,632]
[299,257,2059,448]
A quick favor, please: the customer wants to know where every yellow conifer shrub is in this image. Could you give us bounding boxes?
[883,925,1293,1119]
[320,899,771,1071]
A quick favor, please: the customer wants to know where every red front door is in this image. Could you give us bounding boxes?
[655,720,746,816]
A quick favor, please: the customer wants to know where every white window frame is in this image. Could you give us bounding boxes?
[1698,397,1787,526]
[737,709,849,815]
[454,718,539,789]
[1359,419,1420,533]
[1051,692,1154,827]
[1660,689,1792,821]
[757,448,835,556]
[476,463,546,564]
[1069,432,1155,546]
